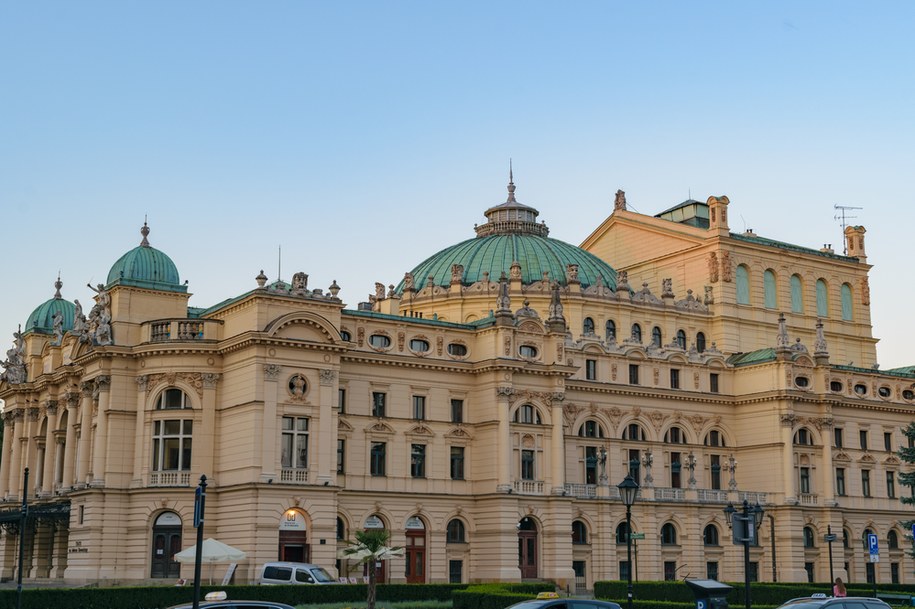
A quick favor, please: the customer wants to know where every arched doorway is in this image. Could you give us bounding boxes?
[404,516,426,583]
[151,511,182,579]
[278,509,309,562]
[363,514,387,583]
[517,516,538,579]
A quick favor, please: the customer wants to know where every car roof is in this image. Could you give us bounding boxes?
[779,598,892,609]
[506,599,623,609]
[167,601,296,609]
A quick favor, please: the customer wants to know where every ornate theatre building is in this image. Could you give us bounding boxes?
[1,178,912,587]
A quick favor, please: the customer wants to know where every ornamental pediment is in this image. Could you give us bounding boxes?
[406,423,434,437]
[445,426,473,441]
[833,451,851,462]
[338,418,354,432]
[858,453,877,464]
[366,421,395,435]
[883,455,901,466]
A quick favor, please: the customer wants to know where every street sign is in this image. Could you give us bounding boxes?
[824,533,837,542]
[870,554,880,563]
[867,533,879,555]
[194,485,206,529]
[630,532,646,540]
[911,523,915,540]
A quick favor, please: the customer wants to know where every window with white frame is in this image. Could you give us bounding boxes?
[281,417,309,469]
[152,420,193,471]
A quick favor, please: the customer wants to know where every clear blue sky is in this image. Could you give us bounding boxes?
[2,2,913,367]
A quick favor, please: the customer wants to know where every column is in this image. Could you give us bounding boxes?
[550,395,566,494]
[131,376,148,487]
[90,375,111,486]
[61,391,79,488]
[76,381,94,485]
[780,415,796,502]
[820,421,835,502]
[496,386,513,493]
[0,413,13,497]
[41,401,59,495]
[261,364,280,482]
[199,373,220,478]
[317,369,337,484]
[5,412,24,498]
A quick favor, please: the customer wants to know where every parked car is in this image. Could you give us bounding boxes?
[776,597,893,609]
[167,590,296,609]
[505,592,623,609]
[256,561,338,585]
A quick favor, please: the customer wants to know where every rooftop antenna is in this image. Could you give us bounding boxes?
[277,245,282,282]
[834,204,863,254]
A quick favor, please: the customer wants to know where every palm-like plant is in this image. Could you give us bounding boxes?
[339,529,404,609]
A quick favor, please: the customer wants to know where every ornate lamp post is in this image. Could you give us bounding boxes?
[724,500,764,609]
[618,474,640,609]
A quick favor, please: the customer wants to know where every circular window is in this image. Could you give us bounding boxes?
[830,380,843,392]
[903,389,915,401]
[878,386,891,398]
[519,345,538,359]
[854,383,867,396]
[369,334,391,349]
[340,329,352,342]
[409,338,430,353]
[447,343,468,357]
[795,376,810,388]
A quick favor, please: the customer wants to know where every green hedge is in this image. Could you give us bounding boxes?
[0,582,469,609]
[453,582,556,609]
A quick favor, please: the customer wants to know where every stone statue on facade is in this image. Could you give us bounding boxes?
[72,299,87,335]
[292,272,308,295]
[496,272,511,313]
[402,272,415,291]
[0,328,26,385]
[52,311,64,345]
[776,313,789,350]
[614,189,627,211]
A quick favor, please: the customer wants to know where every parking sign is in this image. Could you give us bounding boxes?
[867,533,879,555]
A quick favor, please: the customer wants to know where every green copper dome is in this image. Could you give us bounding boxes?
[397,174,617,292]
[106,223,186,293]
[25,278,76,334]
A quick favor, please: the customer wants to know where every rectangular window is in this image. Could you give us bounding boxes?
[834,428,844,448]
[706,561,719,581]
[629,364,639,385]
[372,392,386,418]
[711,455,722,490]
[521,449,535,480]
[664,561,677,581]
[336,439,345,474]
[338,388,346,413]
[410,444,426,478]
[449,560,463,584]
[709,373,720,393]
[748,562,759,583]
[862,469,871,497]
[887,471,896,498]
[628,449,640,485]
[836,468,846,496]
[450,446,465,480]
[671,452,681,488]
[804,562,814,583]
[884,431,893,452]
[281,416,309,469]
[586,359,597,380]
[585,446,598,484]
[619,561,630,582]
[370,442,386,476]
[412,395,426,420]
[860,429,869,451]
[670,368,680,389]
[891,562,900,584]
[152,419,193,471]
[451,399,464,424]
[799,467,811,494]
[866,562,875,584]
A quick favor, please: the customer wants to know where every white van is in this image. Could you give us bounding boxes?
[257,562,338,585]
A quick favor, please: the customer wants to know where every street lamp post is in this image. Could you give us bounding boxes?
[618,475,640,609]
[724,500,764,609]
[825,525,837,587]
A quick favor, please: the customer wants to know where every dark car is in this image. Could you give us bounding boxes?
[505,593,623,609]
[166,596,295,609]
[777,597,893,609]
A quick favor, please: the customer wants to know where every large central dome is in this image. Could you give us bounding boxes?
[397,173,617,292]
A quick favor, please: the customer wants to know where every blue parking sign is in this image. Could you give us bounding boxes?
[868,533,879,554]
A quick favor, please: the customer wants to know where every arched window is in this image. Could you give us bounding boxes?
[696,332,706,353]
[790,274,804,313]
[888,530,899,549]
[156,388,190,410]
[794,428,813,445]
[703,524,720,546]
[572,520,588,544]
[841,283,853,321]
[578,420,604,438]
[631,323,642,343]
[763,269,777,308]
[583,317,595,336]
[736,265,750,305]
[863,528,875,550]
[842,529,850,549]
[337,517,346,540]
[623,423,645,441]
[661,523,678,545]
[446,519,466,543]
[816,278,829,317]
[651,326,662,347]
[616,521,630,544]
[664,426,687,444]
[704,430,726,447]
[676,329,687,350]
[803,526,815,548]
[606,320,616,341]
[513,404,542,425]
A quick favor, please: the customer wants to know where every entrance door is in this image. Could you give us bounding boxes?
[518,517,538,579]
[405,527,426,583]
[279,509,309,562]
[151,522,182,578]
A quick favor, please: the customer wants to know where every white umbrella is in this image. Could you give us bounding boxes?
[174,538,247,584]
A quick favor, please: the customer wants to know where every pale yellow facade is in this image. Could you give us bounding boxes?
[0,188,912,589]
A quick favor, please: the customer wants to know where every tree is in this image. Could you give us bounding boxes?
[896,422,915,556]
[339,529,404,609]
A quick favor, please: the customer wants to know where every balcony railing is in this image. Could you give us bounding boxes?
[655,487,686,501]
[513,480,545,495]
[740,491,769,505]
[799,493,818,505]
[280,468,309,484]
[146,319,221,342]
[149,472,191,487]
[698,489,729,503]
[563,483,597,498]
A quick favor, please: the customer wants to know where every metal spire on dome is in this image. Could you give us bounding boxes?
[506,159,517,203]
[54,274,63,299]
[140,218,150,247]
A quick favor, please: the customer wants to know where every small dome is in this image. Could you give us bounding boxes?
[25,277,76,334]
[106,222,186,292]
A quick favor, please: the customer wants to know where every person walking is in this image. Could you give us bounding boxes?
[833,577,847,597]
